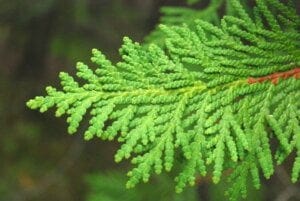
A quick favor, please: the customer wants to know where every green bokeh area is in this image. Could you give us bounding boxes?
[0,0,299,201]
[85,171,263,201]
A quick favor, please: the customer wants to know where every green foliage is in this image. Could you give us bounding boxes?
[27,0,300,200]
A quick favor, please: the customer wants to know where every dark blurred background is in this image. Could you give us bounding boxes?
[0,1,299,201]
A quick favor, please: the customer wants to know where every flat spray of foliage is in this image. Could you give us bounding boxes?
[27,0,299,200]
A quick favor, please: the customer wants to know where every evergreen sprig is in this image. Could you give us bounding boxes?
[27,0,300,200]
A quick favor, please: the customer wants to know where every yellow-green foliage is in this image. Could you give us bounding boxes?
[27,0,300,200]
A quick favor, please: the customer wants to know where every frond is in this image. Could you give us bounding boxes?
[27,0,300,200]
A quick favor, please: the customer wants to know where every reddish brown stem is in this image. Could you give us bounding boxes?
[248,67,300,85]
